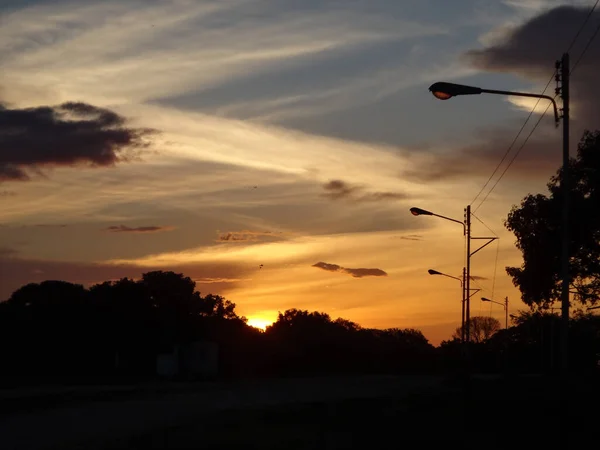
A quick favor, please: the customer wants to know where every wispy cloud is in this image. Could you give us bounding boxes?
[322,179,408,203]
[0,0,445,108]
[396,234,423,241]
[216,230,284,243]
[312,261,388,278]
[104,225,175,234]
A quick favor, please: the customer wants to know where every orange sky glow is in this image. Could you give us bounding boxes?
[2,0,592,345]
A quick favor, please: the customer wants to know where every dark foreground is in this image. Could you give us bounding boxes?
[1,374,598,449]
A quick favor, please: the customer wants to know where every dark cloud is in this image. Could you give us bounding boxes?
[402,125,563,183]
[0,190,16,197]
[408,6,600,185]
[0,247,18,258]
[470,275,488,281]
[322,179,407,202]
[312,261,343,272]
[343,267,388,278]
[0,101,156,182]
[312,261,388,278]
[216,230,283,242]
[465,6,600,138]
[104,225,174,234]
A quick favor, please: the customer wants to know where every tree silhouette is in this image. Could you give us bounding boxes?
[505,130,600,309]
[453,316,501,343]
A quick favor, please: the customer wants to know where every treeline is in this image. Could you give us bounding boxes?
[0,271,598,387]
[441,311,600,374]
[0,271,436,386]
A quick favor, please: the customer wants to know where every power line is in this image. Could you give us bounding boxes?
[471,210,498,237]
[490,239,500,301]
[566,0,599,53]
[471,0,599,211]
[474,97,555,211]
[571,12,600,74]
[469,73,555,207]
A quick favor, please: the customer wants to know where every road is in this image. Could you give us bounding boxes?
[0,375,442,449]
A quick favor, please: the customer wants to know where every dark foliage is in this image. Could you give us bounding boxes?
[505,130,600,308]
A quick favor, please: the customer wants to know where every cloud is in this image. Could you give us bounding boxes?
[194,277,246,284]
[396,234,423,241]
[400,5,600,193]
[470,275,489,281]
[401,118,565,186]
[465,5,600,132]
[312,261,343,272]
[0,247,18,258]
[0,190,17,197]
[322,179,408,202]
[343,267,388,278]
[0,101,156,182]
[104,225,174,234]
[312,261,388,278]
[216,230,284,243]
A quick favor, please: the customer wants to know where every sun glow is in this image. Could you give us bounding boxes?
[247,317,274,331]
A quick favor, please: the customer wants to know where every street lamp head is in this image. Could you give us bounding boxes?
[481,297,492,302]
[429,82,483,100]
[410,207,433,216]
[428,269,442,276]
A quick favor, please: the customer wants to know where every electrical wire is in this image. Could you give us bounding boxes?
[566,0,599,53]
[571,13,600,75]
[469,72,556,207]
[471,211,499,236]
[490,239,500,301]
[474,97,555,211]
[471,0,599,211]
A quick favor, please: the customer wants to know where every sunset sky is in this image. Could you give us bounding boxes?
[2,0,599,344]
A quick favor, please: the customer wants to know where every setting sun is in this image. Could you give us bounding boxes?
[247,317,274,331]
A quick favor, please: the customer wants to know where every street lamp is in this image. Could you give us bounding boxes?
[429,54,570,378]
[411,206,496,343]
[428,269,462,284]
[429,268,465,342]
[428,82,559,126]
[481,297,509,329]
[410,207,465,232]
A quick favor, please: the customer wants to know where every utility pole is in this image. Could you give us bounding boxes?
[557,51,570,447]
[465,205,471,343]
[557,53,570,375]
[465,206,498,343]
[504,297,509,330]
[461,267,466,343]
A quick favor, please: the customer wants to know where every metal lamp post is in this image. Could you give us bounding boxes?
[481,296,509,329]
[428,53,570,376]
[410,206,496,343]
[428,268,466,342]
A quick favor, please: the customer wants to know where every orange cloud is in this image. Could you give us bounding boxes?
[216,230,284,242]
[312,261,388,278]
[104,225,175,233]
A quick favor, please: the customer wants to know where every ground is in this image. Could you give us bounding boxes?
[1,374,598,449]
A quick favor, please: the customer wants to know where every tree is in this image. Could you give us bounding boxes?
[199,294,244,321]
[505,130,600,309]
[453,316,501,343]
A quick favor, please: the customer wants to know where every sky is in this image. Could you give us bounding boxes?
[1,0,599,344]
